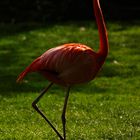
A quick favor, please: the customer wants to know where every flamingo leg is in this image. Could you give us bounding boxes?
[61,87,70,140]
[32,82,64,140]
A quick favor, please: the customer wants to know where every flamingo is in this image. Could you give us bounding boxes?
[17,0,109,139]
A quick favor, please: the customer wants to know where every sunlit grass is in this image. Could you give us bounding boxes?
[0,21,140,139]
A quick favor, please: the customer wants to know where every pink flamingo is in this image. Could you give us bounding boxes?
[17,0,109,139]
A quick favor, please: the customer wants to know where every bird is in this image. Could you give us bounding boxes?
[17,0,109,139]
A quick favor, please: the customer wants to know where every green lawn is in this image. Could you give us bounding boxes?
[0,21,140,140]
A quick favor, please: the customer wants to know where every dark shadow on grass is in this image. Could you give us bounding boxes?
[1,20,140,37]
[0,21,93,38]
[0,23,53,38]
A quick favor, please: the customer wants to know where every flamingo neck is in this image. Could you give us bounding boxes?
[94,0,109,61]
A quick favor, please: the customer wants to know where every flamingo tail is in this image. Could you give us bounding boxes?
[16,57,41,83]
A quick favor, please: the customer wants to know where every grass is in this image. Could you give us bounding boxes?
[0,21,140,140]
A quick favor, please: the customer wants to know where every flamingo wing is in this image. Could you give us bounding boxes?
[39,43,98,85]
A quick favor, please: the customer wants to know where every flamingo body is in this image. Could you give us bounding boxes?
[17,43,102,86]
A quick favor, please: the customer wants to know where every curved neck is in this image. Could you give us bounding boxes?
[94,0,109,58]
